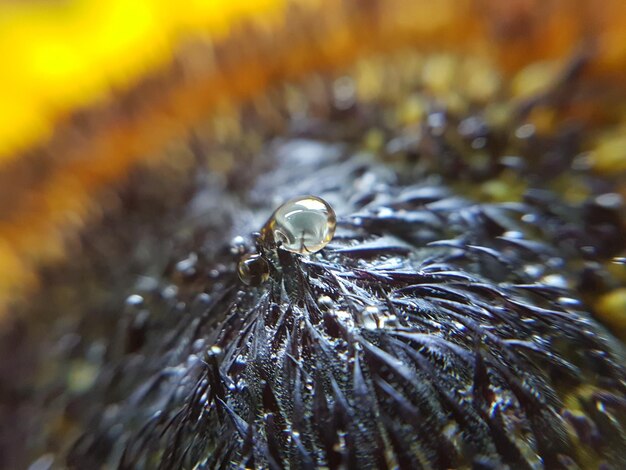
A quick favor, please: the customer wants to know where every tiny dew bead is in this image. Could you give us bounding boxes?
[237,253,270,286]
[263,196,336,254]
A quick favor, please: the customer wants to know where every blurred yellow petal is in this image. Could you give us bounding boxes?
[0,0,285,159]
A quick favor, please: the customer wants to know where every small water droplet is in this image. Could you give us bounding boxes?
[471,137,487,149]
[515,123,535,139]
[503,230,524,239]
[558,297,580,307]
[186,354,201,367]
[161,285,178,300]
[524,264,544,278]
[192,339,206,352]
[542,274,568,289]
[521,213,537,223]
[230,235,247,255]
[194,293,211,305]
[458,116,484,137]
[546,257,564,268]
[175,252,198,276]
[581,246,596,256]
[333,76,356,110]
[427,112,446,135]
[500,155,525,170]
[125,294,144,308]
[237,253,269,286]
[595,192,623,209]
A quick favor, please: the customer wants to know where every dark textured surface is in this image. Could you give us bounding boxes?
[65,142,625,469]
[3,54,626,469]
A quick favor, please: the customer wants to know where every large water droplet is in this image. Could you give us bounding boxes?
[263,195,336,254]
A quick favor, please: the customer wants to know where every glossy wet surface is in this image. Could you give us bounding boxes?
[2,51,625,469]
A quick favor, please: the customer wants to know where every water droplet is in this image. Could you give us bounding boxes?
[237,253,270,286]
[208,345,223,357]
[192,339,206,352]
[175,252,198,276]
[125,294,144,308]
[558,297,581,307]
[161,285,178,299]
[458,116,484,137]
[333,76,356,110]
[595,192,623,209]
[541,274,568,289]
[503,230,524,239]
[546,257,564,268]
[262,196,336,254]
[427,112,446,135]
[515,123,535,139]
[186,354,201,367]
[194,293,211,305]
[471,137,487,149]
[500,155,525,170]
[229,235,247,255]
[581,246,596,256]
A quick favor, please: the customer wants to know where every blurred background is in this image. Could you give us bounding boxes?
[1,0,625,316]
[0,0,625,468]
